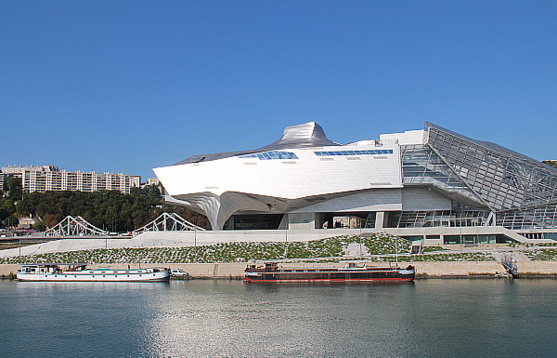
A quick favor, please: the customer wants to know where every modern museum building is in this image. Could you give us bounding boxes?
[154,122,557,245]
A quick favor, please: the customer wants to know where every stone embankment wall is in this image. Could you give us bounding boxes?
[2,261,557,278]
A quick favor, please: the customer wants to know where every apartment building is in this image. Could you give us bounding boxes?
[2,165,140,194]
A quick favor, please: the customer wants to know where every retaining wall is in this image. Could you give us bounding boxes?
[2,261,557,278]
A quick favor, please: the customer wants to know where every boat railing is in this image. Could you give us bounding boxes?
[343,262,369,269]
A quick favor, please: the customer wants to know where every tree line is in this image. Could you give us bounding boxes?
[1,179,206,232]
[0,177,23,228]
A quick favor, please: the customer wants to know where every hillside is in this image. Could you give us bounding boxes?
[1,180,206,231]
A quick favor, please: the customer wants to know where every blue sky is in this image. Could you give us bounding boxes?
[1,1,556,180]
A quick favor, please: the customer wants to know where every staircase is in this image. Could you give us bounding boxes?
[500,254,519,279]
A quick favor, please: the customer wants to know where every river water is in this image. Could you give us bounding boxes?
[1,279,556,357]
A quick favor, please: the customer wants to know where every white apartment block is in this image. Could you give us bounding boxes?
[2,165,140,194]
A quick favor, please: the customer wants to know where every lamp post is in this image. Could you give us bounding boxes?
[395,238,398,263]
[459,226,463,260]
[359,221,363,259]
[284,230,288,259]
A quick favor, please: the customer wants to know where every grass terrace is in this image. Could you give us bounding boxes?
[522,248,557,261]
[0,233,498,264]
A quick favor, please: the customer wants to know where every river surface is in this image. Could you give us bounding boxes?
[1,279,556,357]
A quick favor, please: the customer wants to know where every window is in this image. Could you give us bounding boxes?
[239,151,298,160]
[314,149,393,157]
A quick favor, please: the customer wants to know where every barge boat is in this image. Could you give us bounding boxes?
[17,264,170,282]
[244,262,415,283]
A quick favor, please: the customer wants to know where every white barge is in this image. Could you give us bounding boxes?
[17,264,170,282]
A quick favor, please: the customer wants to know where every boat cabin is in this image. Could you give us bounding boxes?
[19,263,88,274]
[344,262,368,269]
[245,262,280,272]
[19,264,59,274]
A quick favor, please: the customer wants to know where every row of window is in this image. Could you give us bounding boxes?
[314,150,393,156]
[239,149,394,161]
[239,151,299,160]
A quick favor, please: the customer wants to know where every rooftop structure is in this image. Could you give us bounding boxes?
[154,122,557,244]
[2,165,59,177]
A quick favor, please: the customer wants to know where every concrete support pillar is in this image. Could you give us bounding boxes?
[278,214,289,230]
[288,213,316,231]
[224,216,235,230]
[315,213,326,229]
[375,212,389,229]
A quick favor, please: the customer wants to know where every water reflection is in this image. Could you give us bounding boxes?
[144,280,557,357]
[1,280,557,357]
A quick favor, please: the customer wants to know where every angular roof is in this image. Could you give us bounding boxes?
[174,122,340,165]
[259,122,340,150]
[426,122,557,211]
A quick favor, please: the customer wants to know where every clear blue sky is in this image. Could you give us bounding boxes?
[1,1,556,180]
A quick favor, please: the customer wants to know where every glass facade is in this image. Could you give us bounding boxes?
[239,151,298,160]
[390,210,490,228]
[424,123,557,230]
[401,144,484,204]
[497,203,557,230]
[443,234,512,244]
[314,149,393,156]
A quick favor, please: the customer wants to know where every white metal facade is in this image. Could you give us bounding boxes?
[155,122,418,230]
[154,121,557,243]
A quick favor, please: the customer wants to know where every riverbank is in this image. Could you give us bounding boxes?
[2,261,557,279]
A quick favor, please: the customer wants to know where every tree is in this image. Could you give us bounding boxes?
[5,215,19,228]
[33,219,46,231]
[9,185,207,232]
[45,214,59,228]
[6,177,22,200]
[16,198,33,216]
[0,196,16,228]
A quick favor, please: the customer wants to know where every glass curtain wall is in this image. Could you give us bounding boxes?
[398,143,489,228]
[426,123,557,230]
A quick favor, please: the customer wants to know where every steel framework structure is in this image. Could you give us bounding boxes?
[424,123,557,229]
[133,212,205,235]
[46,216,109,237]
[394,123,557,230]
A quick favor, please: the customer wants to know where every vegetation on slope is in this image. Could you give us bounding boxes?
[1,181,206,231]
[0,234,496,264]
[0,177,23,228]
[522,248,557,261]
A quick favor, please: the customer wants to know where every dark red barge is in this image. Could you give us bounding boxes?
[244,262,415,283]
